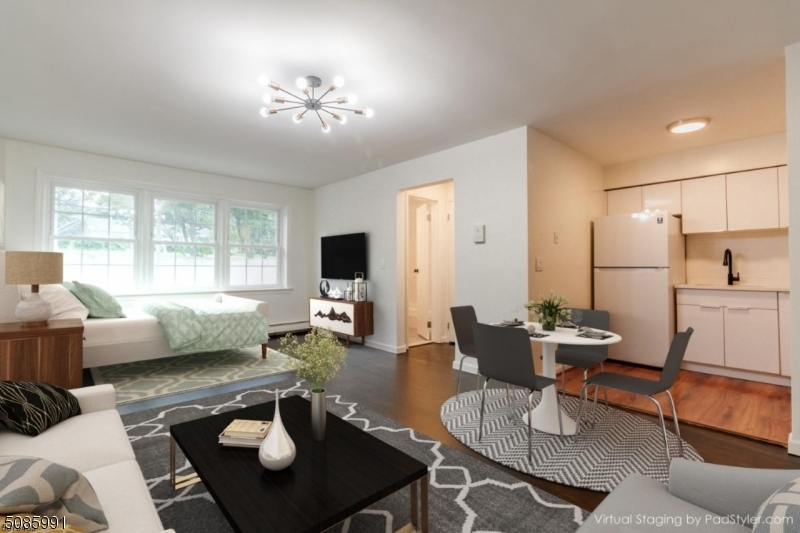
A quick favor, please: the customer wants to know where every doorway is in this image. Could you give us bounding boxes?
[401,181,455,350]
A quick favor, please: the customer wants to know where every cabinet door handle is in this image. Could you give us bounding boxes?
[727,306,750,311]
[699,305,721,309]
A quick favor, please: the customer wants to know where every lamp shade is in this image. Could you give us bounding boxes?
[5,252,63,285]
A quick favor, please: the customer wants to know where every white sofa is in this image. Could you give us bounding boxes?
[83,294,269,368]
[0,385,174,533]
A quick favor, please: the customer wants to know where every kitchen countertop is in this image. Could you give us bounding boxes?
[675,284,790,293]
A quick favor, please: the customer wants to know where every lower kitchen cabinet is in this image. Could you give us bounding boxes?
[780,292,791,376]
[723,307,779,374]
[677,304,724,366]
[676,289,782,377]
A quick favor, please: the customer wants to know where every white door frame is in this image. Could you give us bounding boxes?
[406,194,439,347]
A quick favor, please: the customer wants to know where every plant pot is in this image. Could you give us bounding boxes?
[311,390,327,441]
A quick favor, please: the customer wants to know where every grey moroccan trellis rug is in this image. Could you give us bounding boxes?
[440,388,703,493]
[122,379,587,533]
[93,347,293,404]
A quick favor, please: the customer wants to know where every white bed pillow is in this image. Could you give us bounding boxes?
[18,283,90,321]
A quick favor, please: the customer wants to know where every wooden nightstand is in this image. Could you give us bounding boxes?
[0,319,84,389]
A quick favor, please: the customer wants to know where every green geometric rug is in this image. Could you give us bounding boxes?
[90,346,294,405]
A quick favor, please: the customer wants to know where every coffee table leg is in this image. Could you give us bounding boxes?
[170,436,202,490]
[420,474,428,532]
[410,478,418,528]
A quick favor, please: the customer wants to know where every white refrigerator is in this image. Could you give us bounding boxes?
[593,212,686,367]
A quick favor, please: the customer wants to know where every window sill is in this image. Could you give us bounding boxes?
[113,287,294,299]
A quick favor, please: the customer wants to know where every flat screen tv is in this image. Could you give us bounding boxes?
[321,232,367,280]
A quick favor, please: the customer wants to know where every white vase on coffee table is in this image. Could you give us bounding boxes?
[259,391,296,471]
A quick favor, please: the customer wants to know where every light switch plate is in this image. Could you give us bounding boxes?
[473,224,485,243]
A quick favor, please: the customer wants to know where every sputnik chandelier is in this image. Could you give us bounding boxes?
[257,74,373,133]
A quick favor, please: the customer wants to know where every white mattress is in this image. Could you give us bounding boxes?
[82,308,165,347]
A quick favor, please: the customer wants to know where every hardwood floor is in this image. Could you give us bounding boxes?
[287,338,800,513]
[561,361,791,445]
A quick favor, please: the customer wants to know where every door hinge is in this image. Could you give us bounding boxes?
[427,214,431,221]
[447,214,450,221]
[427,321,432,328]
[447,322,450,330]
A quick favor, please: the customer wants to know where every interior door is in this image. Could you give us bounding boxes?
[415,202,432,340]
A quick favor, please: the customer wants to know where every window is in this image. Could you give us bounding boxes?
[229,206,280,287]
[51,186,136,293]
[153,198,217,290]
[44,178,285,294]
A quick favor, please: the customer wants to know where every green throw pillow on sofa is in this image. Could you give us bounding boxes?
[64,281,125,319]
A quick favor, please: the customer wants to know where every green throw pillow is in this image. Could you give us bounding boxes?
[64,282,125,319]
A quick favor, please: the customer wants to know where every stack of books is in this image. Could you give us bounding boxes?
[218,419,272,448]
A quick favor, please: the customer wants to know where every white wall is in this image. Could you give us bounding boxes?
[1,138,313,332]
[527,128,605,310]
[786,43,800,455]
[0,139,5,250]
[311,127,528,359]
[604,133,787,190]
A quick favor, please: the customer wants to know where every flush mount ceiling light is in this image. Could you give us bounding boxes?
[667,117,710,134]
[257,74,373,133]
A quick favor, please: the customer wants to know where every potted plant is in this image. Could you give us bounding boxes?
[279,328,347,441]
[524,291,571,331]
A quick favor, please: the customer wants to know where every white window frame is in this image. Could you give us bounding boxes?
[38,173,288,295]
[225,201,284,290]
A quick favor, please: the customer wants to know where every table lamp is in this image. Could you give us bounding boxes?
[4,251,64,327]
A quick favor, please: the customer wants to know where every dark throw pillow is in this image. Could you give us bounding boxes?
[0,381,81,436]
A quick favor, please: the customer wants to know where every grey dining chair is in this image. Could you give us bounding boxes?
[575,328,694,462]
[451,306,481,398]
[473,322,563,462]
[555,308,610,403]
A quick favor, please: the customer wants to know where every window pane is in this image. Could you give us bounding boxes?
[229,207,245,245]
[229,266,246,286]
[82,190,110,216]
[55,212,83,236]
[63,264,82,283]
[154,266,175,288]
[262,267,278,286]
[107,266,134,293]
[110,193,134,219]
[54,187,83,213]
[109,242,134,265]
[154,199,215,245]
[83,265,109,286]
[246,266,261,285]
[83,215,110,238]
[228,206,278,247]
[110,217,134,239]
[82,241,109,265]
[196,266,215,287]
[54,239,82,266]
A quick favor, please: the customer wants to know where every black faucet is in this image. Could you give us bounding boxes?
[723,249,740,286]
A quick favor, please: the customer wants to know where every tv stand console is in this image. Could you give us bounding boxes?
[309,297,374,347]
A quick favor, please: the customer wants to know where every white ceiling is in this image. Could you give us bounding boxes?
[1,1,799,188]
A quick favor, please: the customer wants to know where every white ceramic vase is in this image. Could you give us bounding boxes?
[258,391,296,471]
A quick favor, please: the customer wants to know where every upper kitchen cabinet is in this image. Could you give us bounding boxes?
[779,166,789,228]
[643,181,682,215]
[607,187,642,215]
[681,175,727,234]
[726,168,779,231]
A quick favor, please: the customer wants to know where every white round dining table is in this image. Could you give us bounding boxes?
[523,322,621,436]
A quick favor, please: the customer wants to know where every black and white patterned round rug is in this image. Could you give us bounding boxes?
[440,388,703,492]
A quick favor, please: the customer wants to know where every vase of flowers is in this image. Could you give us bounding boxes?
[280,328,348,441]
[524,291,571,331]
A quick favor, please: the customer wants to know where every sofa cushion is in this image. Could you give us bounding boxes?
[65,282,125,319]
[0,409,134,473]
[18,284,89,321]
[82,460,165,533]
[0,456,108,532]
[82,309,164,347]
[0,381,81,436]
[753,475,800,532]
[577,473,749,532]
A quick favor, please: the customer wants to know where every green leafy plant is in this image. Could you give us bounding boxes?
[524,291,571,330]
[279,328,347,393]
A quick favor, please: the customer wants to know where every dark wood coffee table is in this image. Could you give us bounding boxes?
[169,395,429,533]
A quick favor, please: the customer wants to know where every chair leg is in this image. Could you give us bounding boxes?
[476,371,480,392]
[527,388,533,461]
[591,385,599,426]
[506,383,514,419]
[665,390,684,458]
[645,395,671,463]
[560,366,567,401]
[600,362,609,407]
[456,356,466,399]
[553,384,564,436]
[574,383,589,438]
[479,378,489,441]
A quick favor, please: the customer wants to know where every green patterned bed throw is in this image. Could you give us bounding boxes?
[140,300,269,355]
